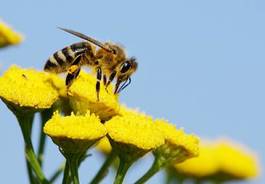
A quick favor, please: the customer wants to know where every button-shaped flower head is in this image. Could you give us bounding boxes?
[154,119,199,164]
[0,20,23,48]
[68,71,120,121]
[0,65,59,112]
[44,111,107,155]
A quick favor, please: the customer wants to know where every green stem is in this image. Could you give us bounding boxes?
[68,155,80,184]
[26,159,37,184]
[37,109,53,167]
[114,159,133,184]
[90,151,116,184]
[175,175,184,184]
[17,113,49,184]
[194,179,202,184]
[62,161,70,184]
[49,162,65,183]
[134,157,161,184]
[212,181,222,184]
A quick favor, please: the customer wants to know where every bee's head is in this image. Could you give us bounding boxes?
[114,57,138,94]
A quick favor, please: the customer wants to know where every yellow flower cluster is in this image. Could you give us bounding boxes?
[0,65,201,184]
[174,139,260,180]
[0,65,59,110]
[0,26,261,184]
[0,20,23,48]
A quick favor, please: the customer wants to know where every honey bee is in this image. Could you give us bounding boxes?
[44,28,138,100]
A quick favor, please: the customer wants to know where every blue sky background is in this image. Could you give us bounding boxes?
[0,0,264,183]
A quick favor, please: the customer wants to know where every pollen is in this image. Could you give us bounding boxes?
[215,139,260,179]
[68,71,120,121]
[0,65,59,109]
[105,113,164,150]
[43,111,106,141]
[0,20,23,48]
[174,142,219,178]
[155,119,200,158]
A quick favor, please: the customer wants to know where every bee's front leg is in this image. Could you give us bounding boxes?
[104,71,117,93]
[96,67,102,101]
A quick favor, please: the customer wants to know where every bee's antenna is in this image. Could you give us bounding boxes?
[58,27,113,53]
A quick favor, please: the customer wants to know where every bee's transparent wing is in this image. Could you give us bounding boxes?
[58,27,113,53]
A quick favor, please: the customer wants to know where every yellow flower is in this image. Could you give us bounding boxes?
[215,139,260,180]
[44,111,107,154]
[134,120,199,184]
[0,20,23,48]
[105,112,164,184]
[154,119,199,163]
[105,114,164,151]
[172,139,260,182]
[0,65,59,110]
[68,71,120,121]
[174,141,219,178]
[96,137,112,154]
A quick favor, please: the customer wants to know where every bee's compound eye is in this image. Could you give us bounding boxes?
[120,61,131,73]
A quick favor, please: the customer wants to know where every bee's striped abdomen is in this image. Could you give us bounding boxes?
[44,42,89,73]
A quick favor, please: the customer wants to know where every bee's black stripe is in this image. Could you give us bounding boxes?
[62,47,74,62]
[44,59,57,70]
[54,52,65,66]
[70,42,87,55]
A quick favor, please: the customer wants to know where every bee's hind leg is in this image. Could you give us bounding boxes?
[66,65,81,90]
[65,54,82,94]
